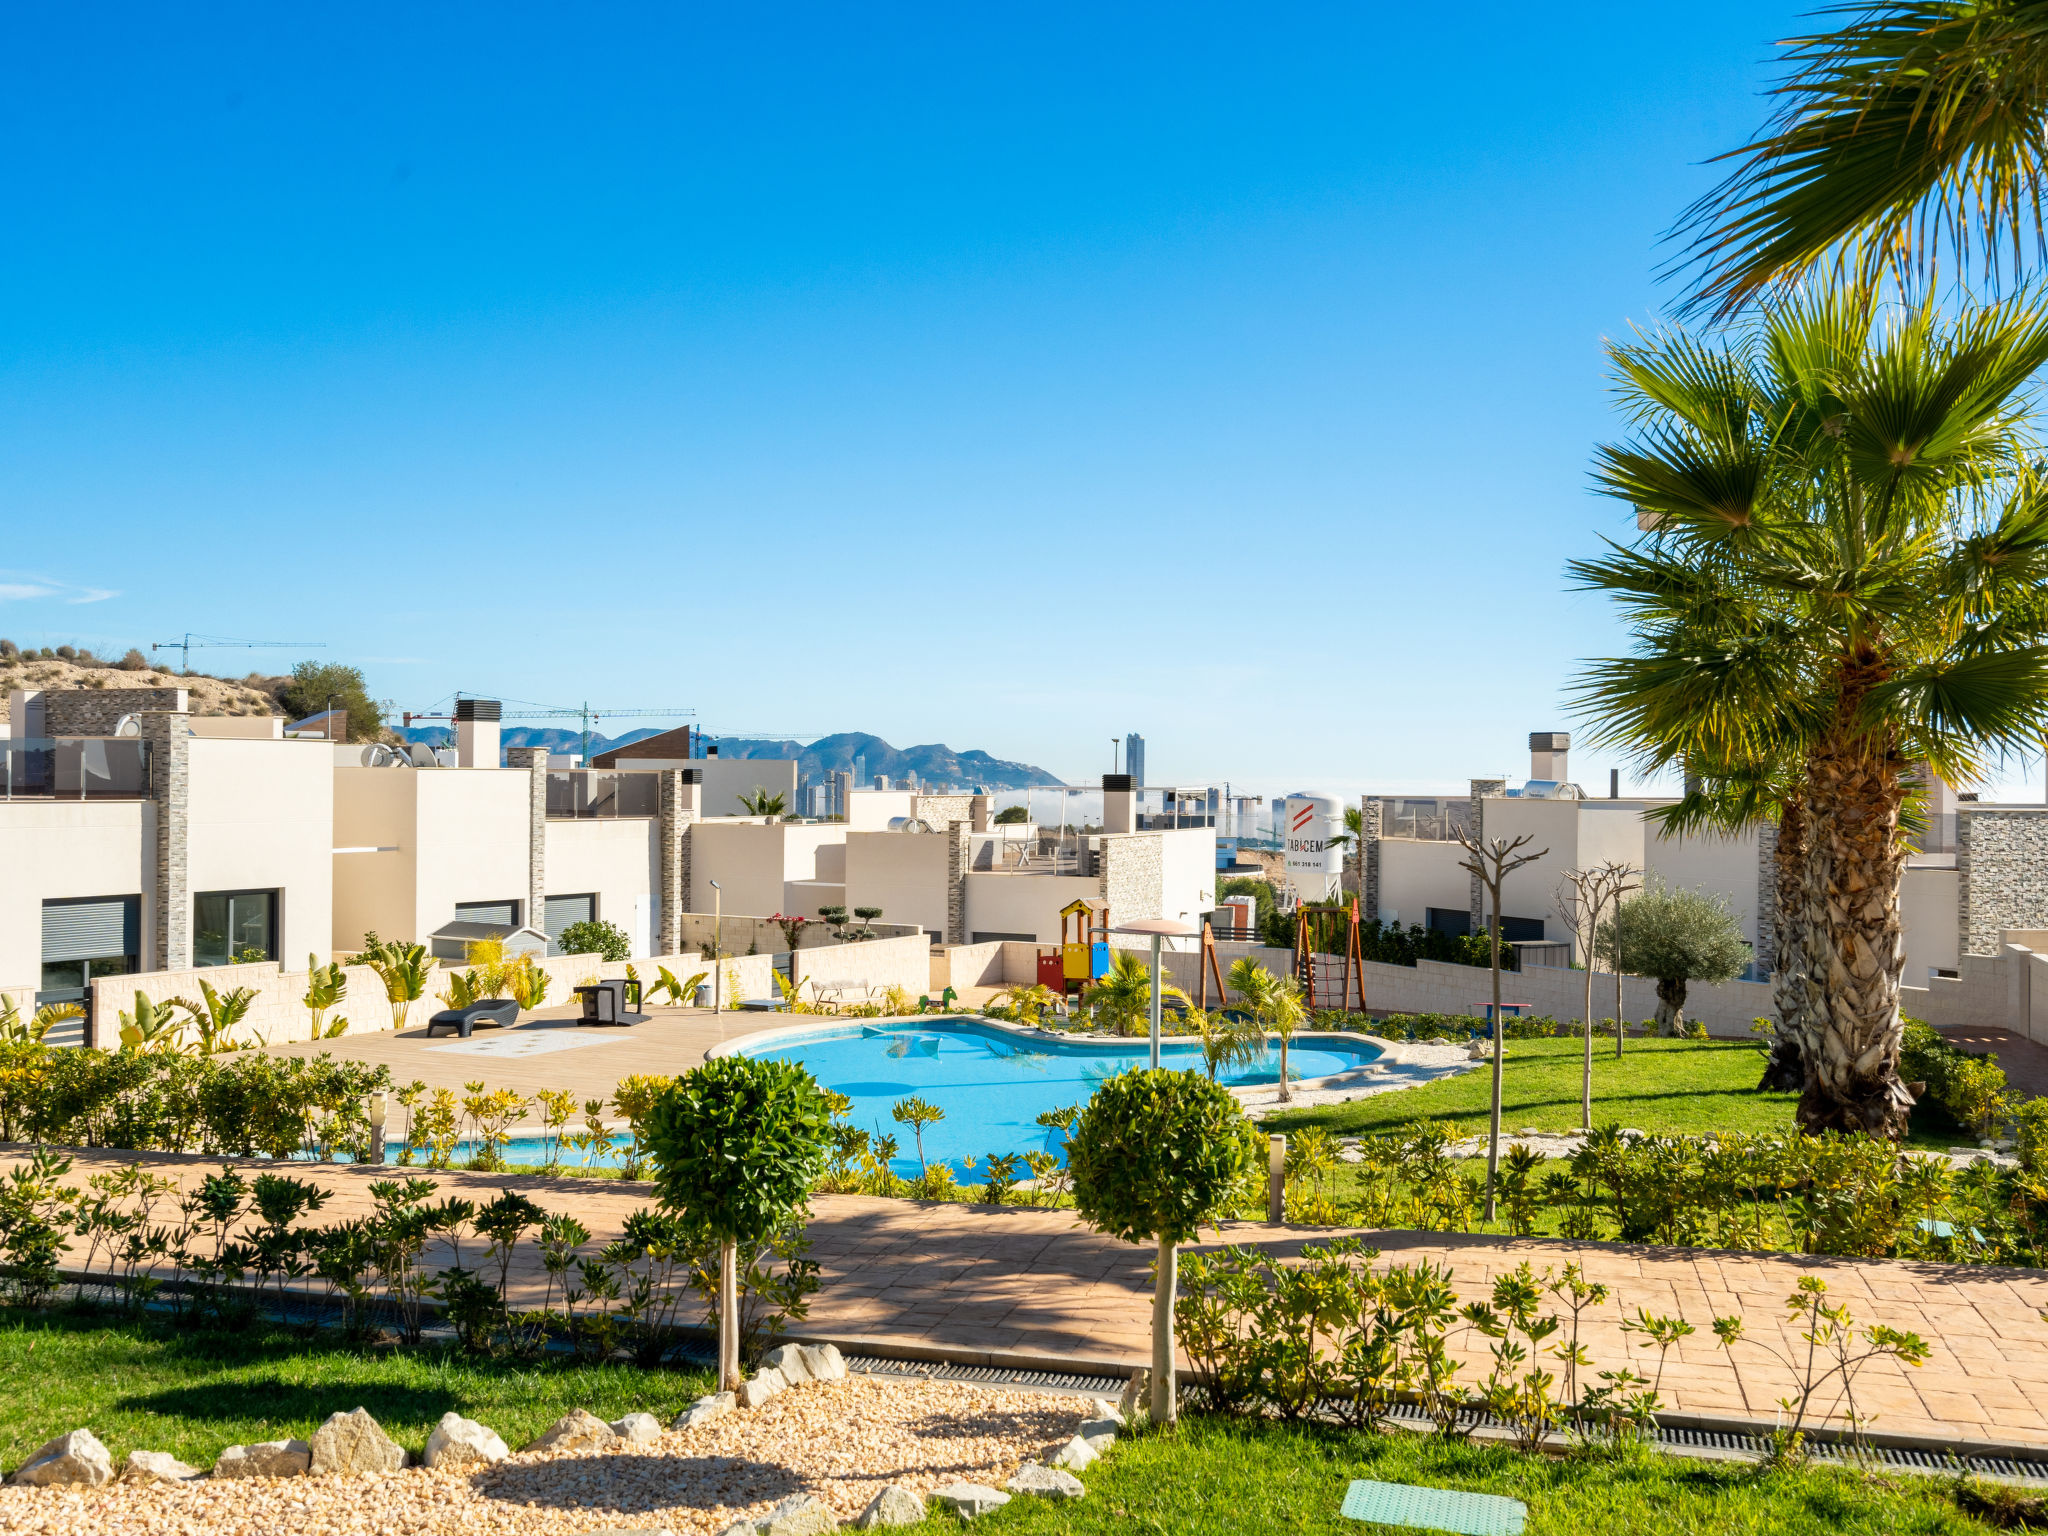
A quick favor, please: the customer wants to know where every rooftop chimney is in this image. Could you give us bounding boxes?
[1103,773,1134,833]
[454,697,502,769]
[1528,731,1569,784]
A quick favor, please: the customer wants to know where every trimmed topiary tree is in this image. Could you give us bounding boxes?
[645,1054,833,1389]
[1067,1068,1262,1426]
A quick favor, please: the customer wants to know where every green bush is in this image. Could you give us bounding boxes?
[557,918,632,963]
[644,1054,833,1386]
[274,661,386,743]
[1900,1020,2010,1138]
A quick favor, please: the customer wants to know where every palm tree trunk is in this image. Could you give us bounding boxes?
[1761,799,1817,1092]
[1798,666,1914,1138]
[1276,1033,1291,1103]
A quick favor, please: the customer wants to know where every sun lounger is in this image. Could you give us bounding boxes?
[424,998,520,1038]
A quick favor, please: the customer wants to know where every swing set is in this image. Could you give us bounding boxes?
[1291,895,1368,1013]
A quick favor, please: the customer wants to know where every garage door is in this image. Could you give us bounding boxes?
[544,894,595,955]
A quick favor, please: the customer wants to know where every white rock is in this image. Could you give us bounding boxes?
[1078,1416,1120,1450]
[1116,1371,1149,1422]
[1050,1435,1099,1471]
[672,1392,736,1431]
[309,1407,407,1475]
[213,1439,312,1479]
[738,1367,788,1409]
[119,1449,200,1484]
[1007,1461,1086,1500]
[423,1412,509,1470]
[1086,1397,1122,1425]
[610,1412,663,1445]
[800,1342,847,1382]
[931,1482,1011,1519]
[524,1408,621,1454]
[852,1485,928,1527]
[757,1493,838,1535]
[759,1344,813,1384]
[11,1430,114,1488]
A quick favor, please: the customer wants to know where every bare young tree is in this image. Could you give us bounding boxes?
[1454,828,1548,1221]
[1556,861,1643,1127]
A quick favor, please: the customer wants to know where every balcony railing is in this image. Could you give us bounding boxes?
[547,769,659,819]
[1,737,153,801]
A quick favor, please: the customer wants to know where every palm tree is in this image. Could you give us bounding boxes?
[1226,957,1306,1102]
[1087,949,1187,1037]
[1187,1004,1267,1082]
[1679,1,2048,318]
[737,787,788,817]
[1571,286,2048,1136]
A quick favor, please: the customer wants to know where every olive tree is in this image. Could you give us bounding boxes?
[1067,1069,1262,1426]
[646,1054,833,1389]
[1597,881,1750,1036]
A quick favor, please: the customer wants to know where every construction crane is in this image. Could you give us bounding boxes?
[151,633,325,674]
[402,698,697,761]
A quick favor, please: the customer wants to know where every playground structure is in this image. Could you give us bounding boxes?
[1292,896,1368,1013]
[1037,898,1111,998]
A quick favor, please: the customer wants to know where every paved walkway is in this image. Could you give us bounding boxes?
[1937,1024,2048,1100]
[12,1149,2048,1451]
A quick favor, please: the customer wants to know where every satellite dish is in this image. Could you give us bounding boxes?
[111,714,141,738]
[359,744,392,767]
[406,742,439,768]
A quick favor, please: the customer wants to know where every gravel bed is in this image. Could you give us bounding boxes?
[0,1376,1081,1536]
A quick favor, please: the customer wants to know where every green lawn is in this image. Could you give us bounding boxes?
[0,1310,2017,1533]
[980,1415,2005,1535]
[0,1307,712,1468]
[1264,1036,1958,1150]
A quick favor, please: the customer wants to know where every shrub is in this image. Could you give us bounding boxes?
[1068,1068,1262,1425]
[558,918,632,962]
[1901,1020,2011,1138]
[645,1054,833,1389]
[117,648,147,671]
[274,660,386,742]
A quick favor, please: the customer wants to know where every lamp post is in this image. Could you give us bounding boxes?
[710,880,723,1015]
[1112,918,1200,1069]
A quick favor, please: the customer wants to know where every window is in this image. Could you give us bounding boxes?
[1425,907,1471,938]
[972,930,1038,944]
[39,897,140,1024]
[543,894,595,956]
[454,900,521,928]
[194,889,278,968]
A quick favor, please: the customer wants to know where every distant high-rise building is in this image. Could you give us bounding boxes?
[853,754,867,787]
[1125,733,1146,787]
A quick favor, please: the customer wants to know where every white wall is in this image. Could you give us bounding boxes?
[699,759,799,816]
[187,737,335,966]
[1646,823,1762,950]
[332,767,419,950]
[847,789,916,830]
[546,816,660,953]
[964,871,1102,943]
[691,821,799,917]
[1902,861,1961,981]
[1376,839,1469,927]
[1158,826,1219,928]
[845,830,950,935]
[0,801,152,988]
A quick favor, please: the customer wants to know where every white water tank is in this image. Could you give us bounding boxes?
[1282,792,1346,903]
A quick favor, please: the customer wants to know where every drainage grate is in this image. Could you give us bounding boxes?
[841,1353,1125,1398]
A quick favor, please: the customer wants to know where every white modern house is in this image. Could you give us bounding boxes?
[2,689,1214,1043]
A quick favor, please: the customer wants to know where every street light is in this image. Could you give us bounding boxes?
[1111,917,1201,1069]
[710,880,723,1015]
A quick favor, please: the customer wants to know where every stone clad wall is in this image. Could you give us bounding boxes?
[1098,833,1163,922]
[42,689,189,736]
[1960,808,2048,956]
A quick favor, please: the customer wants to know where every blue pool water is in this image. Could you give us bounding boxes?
[736,1020,1382,1178]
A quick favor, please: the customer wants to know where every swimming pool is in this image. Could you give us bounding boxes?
[732,1020,1383,1178]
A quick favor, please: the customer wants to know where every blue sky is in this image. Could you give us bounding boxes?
[13,2,1985,800]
